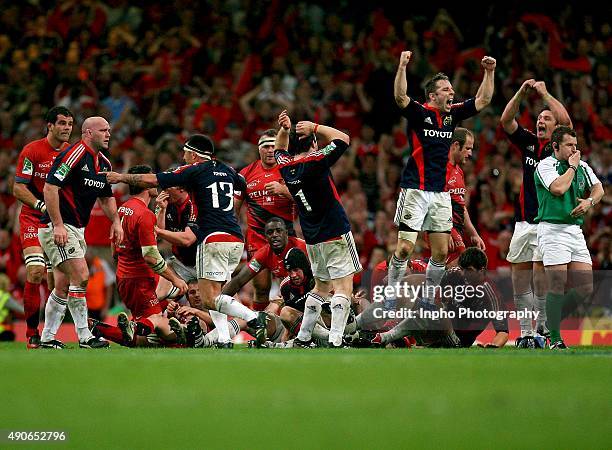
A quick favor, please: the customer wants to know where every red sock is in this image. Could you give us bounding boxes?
[96,325,125,345]
[252,301,269,311]
[23,281,41,337]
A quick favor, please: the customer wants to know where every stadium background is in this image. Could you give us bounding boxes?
[0,1,609,338]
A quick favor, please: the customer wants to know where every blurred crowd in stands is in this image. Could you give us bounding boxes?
[0,1,609,318]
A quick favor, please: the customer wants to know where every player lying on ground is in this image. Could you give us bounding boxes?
[366,248,509,348]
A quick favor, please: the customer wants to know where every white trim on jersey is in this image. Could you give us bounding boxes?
[580,160,600,189]
[535,156,559,190]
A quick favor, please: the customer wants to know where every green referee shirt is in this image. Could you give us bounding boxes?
[534,155,600,225]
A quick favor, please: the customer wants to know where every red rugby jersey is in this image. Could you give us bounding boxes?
[445,161,466,232]
[15,137,67,219]
[116,197,157,279]
[238,160,295,239]
[247,236,307,279]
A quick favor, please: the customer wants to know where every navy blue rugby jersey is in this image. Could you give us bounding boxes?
[399,98,477,192]
[275,139,351,245]
[43,141,113,228]
[506,125,553,223]
[156,160,245,242]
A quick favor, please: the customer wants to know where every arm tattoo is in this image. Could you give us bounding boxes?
[127,174,143,186]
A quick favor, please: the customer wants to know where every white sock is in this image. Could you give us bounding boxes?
[209,310,231,343]
[67,286,93,342]
[388,254,408,288]
[215,294,257,322]
[424,258,445,303]
[514,291,534,336]
[203,318,240,347]
[297,293,325,341]
[534,294,547,332]
[41,290,67,341]
[329,294,350,346]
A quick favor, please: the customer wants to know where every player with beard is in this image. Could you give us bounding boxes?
[235,129,296,311]
[501,80,572,346]
[13,106,74,348]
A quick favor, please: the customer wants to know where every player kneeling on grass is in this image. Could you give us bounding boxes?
[93,166,188,347]
[371,248,509,348]
[266,248,359,348]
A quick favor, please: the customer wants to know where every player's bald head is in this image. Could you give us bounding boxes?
[81,116,108,135]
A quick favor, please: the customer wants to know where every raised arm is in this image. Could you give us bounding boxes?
[155,191,169,229]
[475,56,496,111]
[532,81,572,127]
[394,51,412,109]
[275,110,291,152]
[500,79,535,134]
[296,121,350,146]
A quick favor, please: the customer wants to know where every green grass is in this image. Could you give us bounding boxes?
[2,343,611,450]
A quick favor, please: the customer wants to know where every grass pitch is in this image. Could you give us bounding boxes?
[2,343,611,449]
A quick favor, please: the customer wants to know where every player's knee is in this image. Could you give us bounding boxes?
[395,240,414,259]
[26,265,45,284]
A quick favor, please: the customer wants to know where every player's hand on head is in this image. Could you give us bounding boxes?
[296,121,315,135]
[278,110,291,130]
[481,56,496,71]
[521,79,536,93]
[352,289,367,305]
[399,51,412,67]
[533,81,548,96]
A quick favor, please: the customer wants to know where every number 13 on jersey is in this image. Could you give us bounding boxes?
[206,181,234,211]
